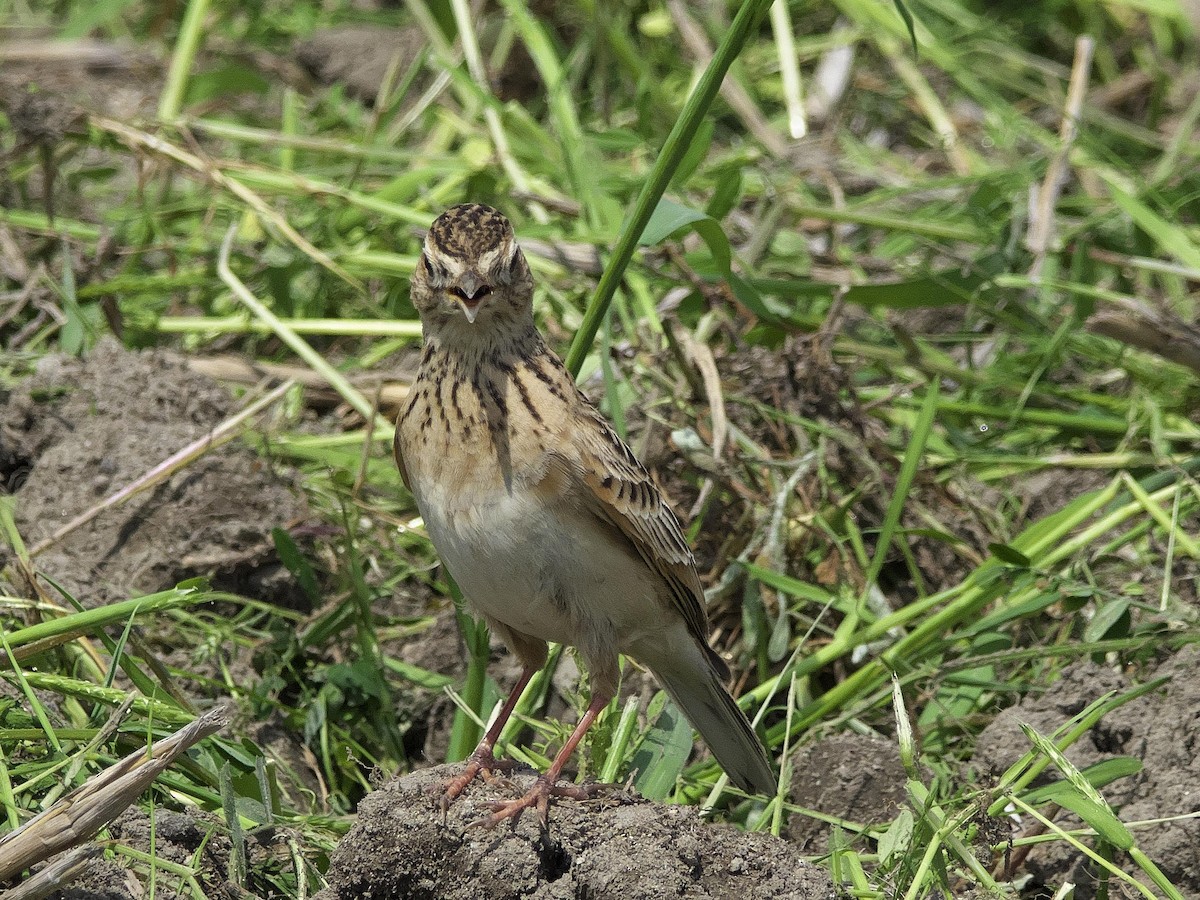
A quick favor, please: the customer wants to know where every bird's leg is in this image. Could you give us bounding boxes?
[441,665,536,811]
[474,692,611,828]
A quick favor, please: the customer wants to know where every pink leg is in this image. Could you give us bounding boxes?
[474,692,610,828]
[440,666,536,810]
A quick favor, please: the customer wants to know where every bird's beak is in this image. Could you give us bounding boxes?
[454,272,488,324]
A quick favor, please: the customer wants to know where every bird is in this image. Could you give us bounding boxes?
[394,202,775,825]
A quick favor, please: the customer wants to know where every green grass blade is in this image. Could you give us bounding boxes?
[564,0,775,377]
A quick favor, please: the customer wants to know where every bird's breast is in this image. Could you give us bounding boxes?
[396,350,668,650]
[415,473,653,644]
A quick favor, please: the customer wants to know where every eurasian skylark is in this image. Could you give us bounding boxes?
[394,203,775,824]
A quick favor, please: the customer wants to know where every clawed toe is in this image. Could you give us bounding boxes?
[470,776,616,828]
[445,696,618,828]
[437,749,522,814]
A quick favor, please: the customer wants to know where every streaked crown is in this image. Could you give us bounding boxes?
[413,203,532,327]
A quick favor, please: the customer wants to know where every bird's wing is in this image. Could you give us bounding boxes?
[567,401,729,679]
[393,424,412,491]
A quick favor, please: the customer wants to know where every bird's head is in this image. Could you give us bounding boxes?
[411,203,534,332]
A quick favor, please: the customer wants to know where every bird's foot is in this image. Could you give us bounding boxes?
[471,775,612,828]
[438,747,521,814]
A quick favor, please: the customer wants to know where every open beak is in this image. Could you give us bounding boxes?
[457,297,482,324]
[453,273,490,324]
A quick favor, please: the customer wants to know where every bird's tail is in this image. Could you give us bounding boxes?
[640,637,776,796]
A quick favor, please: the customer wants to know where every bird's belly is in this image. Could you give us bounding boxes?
[413,480,661,648]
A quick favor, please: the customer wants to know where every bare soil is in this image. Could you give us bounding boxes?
[313,764,836,900]
[44,808,240,900]
[785,731,912,856]
[0,338,306,608]
[971,646,1200,898]
[295,24,428,105]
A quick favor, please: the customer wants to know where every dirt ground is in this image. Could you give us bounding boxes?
[313,764,834,900]
[0,338,306,607]
[784,731,913,856]
[972,646,1200,899]
[42,808,240,900]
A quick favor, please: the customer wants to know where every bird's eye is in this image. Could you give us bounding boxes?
[421,252,447,283]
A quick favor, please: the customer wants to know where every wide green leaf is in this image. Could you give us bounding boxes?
[631,693,694,800]
[638,196,731,275]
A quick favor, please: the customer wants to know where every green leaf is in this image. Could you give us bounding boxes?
[631,693,693,800]
[672,119,714,186]
[1083,598,1131,642]
[768,607,791,663]
[186,63,271,104]
[957,591,1060,637]
[865,378,940,589]
[1054,790,1135,850]
[1020,723,1134,850]
[877,808,915,863]
[729,273,801,329]
[1105,179,1200,270]
[60,240,86,355]
[61,0,139,39]
[741,561,840,607]
[706,168,743,220]
[638,196,731,275]
[325,659,388,703]
[1022,757,1142,805]
[382,656,454,690]
[844,270,987,310]
[272,527,321,605]
[599,697,642,783]
[2,584,213,649]
[891,0,918,54]
[989,543,1032,567]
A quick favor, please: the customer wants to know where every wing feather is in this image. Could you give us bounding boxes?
[393,421,413,490]
[569,403,729,679]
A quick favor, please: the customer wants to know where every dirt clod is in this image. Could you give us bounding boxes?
[785,732,911,855]
[296,25,426,104]
[314,764,836,900]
